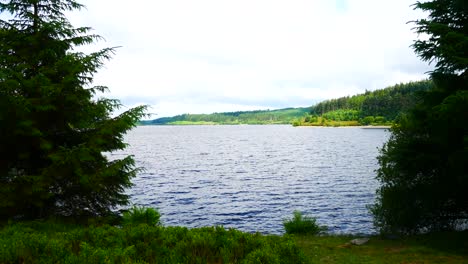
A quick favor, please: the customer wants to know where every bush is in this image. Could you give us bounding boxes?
[292,119,302,126]
[0,221,307,263]
[283,211,327,235]
[122,206,161,227]
[360,116,375,125]
[374,116,386,124]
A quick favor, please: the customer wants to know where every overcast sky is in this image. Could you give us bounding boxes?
[67,0,433,118]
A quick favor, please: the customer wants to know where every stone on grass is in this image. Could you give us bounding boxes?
[350,238,370,245]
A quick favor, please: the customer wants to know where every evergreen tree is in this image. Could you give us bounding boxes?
[371,0,468,233]
[0,0,146,219]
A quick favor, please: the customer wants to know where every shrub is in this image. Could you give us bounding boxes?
[374,116,386,124]
[0,221,307,263]
[360,116,375,125]
[122,206,161,227]
[283,211,327,235]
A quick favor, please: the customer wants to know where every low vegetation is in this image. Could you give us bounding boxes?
[295,231,468,264]
[283,211,327,235]
[122,206,161,227]
[1,218,467,263]
[0,221,307,264]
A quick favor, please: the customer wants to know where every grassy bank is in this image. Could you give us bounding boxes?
[295,232,468,263]
[1,221,467,263]
[0,221,306,263]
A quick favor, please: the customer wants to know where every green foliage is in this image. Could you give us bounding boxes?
[294,116,360,127]
[322,109,360,122]
[122,206,161,227]
[0,221,307,263]
[361,116,375,125]
[371,0,468,234]
[292,119,302,127]
[304,115,318,123]
[374,116,386,123]
[283,211,327,235]
[295,80,432,126]
[308,80,433,123]
[144,81,430,127]
[141,107,310,125]
[0,0,146,220]
[295,231,468,263]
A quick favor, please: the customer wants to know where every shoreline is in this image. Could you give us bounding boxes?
[138,123,392,128]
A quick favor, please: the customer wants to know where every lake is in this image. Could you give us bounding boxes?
[112,125,390,234]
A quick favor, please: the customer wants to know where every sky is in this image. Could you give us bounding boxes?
[66,0,433,119]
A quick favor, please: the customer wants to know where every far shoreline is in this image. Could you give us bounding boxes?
[137,123,391,129]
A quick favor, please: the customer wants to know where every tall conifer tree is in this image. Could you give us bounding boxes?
[0,0,146,219]
[372,0,468,233]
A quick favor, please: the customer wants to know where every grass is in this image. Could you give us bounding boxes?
[0,221,307,263]
[294,231,468,263]
[1,220,467,263]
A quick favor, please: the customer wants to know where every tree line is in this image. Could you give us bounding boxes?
[295,80,434,126]
[144,80,433,127]
[141,107,309,125]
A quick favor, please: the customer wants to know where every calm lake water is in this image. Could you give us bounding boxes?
[112,125,390,235]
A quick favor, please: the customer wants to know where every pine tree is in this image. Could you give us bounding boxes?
[371,0,468,234]
[0,0,146,219]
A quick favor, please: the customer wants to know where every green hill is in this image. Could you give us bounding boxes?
[295,80,434,126]
[140,107,310,125]
[140,80,433,126]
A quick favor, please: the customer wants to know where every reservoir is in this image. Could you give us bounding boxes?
[112,125,390,234]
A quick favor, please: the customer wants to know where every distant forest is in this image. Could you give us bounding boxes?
[140,108,310,125]
[140,80,433,126]
[296,80,433,126]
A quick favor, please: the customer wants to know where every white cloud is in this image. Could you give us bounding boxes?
[67,0,432,117]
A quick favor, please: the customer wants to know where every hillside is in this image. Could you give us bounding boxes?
[140,80,433,126]
[295,80,434,126]
[140,107,310,125]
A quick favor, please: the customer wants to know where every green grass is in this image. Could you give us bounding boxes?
[1,220,467,263]
[0,221,307,264]
[294,231,468,263]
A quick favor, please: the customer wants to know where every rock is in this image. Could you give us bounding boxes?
[350,238,370,245]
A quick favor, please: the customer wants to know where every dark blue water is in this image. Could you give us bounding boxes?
[111,125,389,234]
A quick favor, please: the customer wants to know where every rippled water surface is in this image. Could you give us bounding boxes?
[113,125,389,234]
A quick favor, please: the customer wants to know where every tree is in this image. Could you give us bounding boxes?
[371,0,468,234]
[0,0,146,219]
